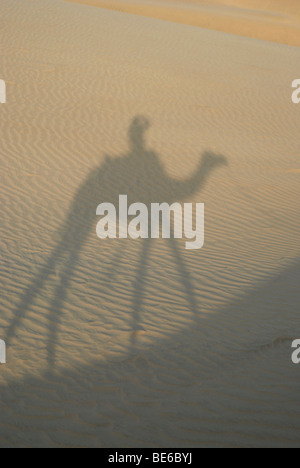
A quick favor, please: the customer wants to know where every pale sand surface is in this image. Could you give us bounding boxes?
[0,0,300,447]
[66,0,300,46]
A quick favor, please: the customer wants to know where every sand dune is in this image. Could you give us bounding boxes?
[66,0,300,46]
[0,0,300,448]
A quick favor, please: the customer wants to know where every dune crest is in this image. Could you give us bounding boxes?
[65,0,300,46]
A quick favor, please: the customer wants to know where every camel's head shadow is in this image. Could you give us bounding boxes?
[201,151,228,169]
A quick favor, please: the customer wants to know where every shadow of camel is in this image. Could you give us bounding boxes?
[5,116,227,367]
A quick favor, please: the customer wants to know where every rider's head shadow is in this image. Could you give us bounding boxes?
[6,115,228,368]
[128,116,150,153]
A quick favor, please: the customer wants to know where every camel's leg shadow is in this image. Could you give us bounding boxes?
[168,236,199,318]
[130,239,152,348]
[46,250,79,368]
[5,243,67,346]
[129,235,199,355]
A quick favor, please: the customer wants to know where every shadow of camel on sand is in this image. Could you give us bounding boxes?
[5,116,227,367]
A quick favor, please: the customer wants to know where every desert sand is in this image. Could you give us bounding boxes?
[0,0,299,448]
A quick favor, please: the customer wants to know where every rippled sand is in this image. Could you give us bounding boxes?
[0,0,299,448]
